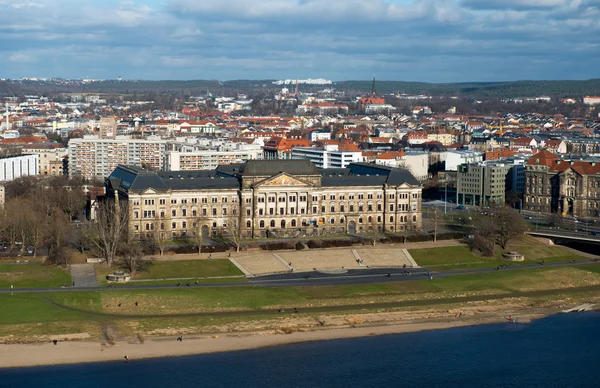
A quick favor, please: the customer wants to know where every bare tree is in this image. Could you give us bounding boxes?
[401,219,415,244]
[192,215,210,254]
[472,215,498,256]
[493,206,526,250]
[152,228,169,257]
[227,214,243,253]
[118,242,153,277]
[24,202,48,257]
[84,200,129,266]
[60,188,86,221]
[369,215,380,246]
[47,208,71,252]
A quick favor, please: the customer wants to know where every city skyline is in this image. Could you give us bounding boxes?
[1,0,599,82]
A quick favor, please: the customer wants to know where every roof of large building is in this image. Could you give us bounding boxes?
[238,159,320,176]
[108,166,239,192]
[108,159,420,193]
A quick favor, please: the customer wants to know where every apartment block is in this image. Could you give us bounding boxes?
[68,135,167,179]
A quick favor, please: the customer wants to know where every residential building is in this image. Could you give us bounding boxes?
[106,160,423,240]
[524,150,600,218]
[291,144,363,168]
[165,149,263,170]
[22,143,67,176]
[545,140,567,155]
[296,103,349,115]
[263,137,311,160]
[583,96,600,105]
[68,135,167,179]
[0,154,38,182]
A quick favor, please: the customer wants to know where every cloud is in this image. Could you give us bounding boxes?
[0,0,598,81]
[8,52,38,63]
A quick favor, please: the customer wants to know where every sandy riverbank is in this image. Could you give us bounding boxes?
[0,309,552,369]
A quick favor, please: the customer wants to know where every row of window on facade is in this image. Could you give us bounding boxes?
[132,193,419,207]
[134,207,238,219]
[134,201,419,219]
[133,196,239,206]
[134,215,419,232]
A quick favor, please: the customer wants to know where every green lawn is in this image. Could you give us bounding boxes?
[409,235,586,271]
[429,266,600,294]
[0,293,90,324]
[0,264,72,288]
[96,259,244,284]
[137,260,243,279]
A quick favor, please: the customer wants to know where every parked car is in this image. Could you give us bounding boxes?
[456,205,465,210]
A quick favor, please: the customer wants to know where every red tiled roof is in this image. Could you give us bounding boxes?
[527,150,559,166]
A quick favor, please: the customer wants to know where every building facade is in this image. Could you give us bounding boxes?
[22,143,67,176]
[291,146,363,168]
[456,161,513,206]
[68,135,167,179]
[106,160,423,240]
[524,150,600,218]
[0,154,38,182]
[165,149,263,171]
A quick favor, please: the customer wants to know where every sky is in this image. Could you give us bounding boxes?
[1,0,599,82]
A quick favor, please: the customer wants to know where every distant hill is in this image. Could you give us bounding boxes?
[337,79,600,97]
[2,78,600,98]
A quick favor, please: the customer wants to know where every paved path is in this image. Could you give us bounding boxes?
[69,264,98,287]
[3,259,600,293]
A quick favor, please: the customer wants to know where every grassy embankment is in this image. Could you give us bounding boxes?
[409,235,585,271]
[2,264,600,342]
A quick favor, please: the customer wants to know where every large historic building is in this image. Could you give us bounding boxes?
[524,150,600,218]
[106,160,423,240]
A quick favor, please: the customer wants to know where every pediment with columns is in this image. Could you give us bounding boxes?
[254,173,311,188]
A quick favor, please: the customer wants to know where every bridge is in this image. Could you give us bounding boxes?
[527,229,600,244]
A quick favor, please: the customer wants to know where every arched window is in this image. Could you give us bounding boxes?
[260,220,265,228]
[246,220,251,228]
[389,216,394,223]
[413,215,417,222]
[330,218,335,224]
[368,216,372,223]
[182,221,187,229]
[291,219,297,227]
[377,216,381,223]
[340,218,345,223]
[281,220,286,228]
[358,217,363,224]
[270,220,276,228]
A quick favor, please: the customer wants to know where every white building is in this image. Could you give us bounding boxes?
[291,145,362,168]
[445,150,484,171]
[165,149,263,170]
[0,154,38,182]
[68,135,167,179]
[583,96,600,105]
[402,152,429,181]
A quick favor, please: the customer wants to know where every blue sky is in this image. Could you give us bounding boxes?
[1,0,599,82]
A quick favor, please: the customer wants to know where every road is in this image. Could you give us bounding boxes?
[2,257,599,294]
